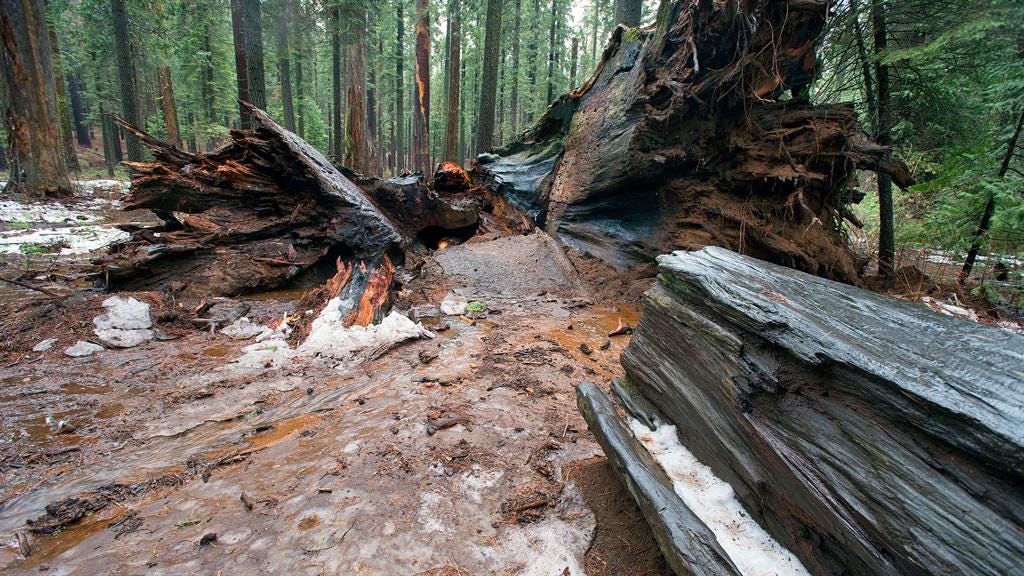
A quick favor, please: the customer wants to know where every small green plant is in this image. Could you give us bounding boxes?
[466,301,487,313]
[8,220,30,230]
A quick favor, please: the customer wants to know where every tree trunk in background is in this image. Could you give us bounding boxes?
[960,105,1024,283]
[200,26,216,148]
[47,25,79,171]
[615,0,641,26]
[241,0,266,111]
[112,0,143,161]
[368,23,380,177]
[230,0,251,128]
[0,0,73,196]
[870,0,894,276]
[156,66,181,148]
[395,0,405,171]
[330,4,342,161]
[527,0,539,124]
[100,106,116,177]
[444,0,461,162]
[344,9,368,173]
[546,0,558,104]
[275,0,295,131]
[509,0,521,136]
[569,36,578,88]
[68,75,91,147]
[413,0,430,173]
[458,50,467,161]
[476,0,502,154]
[293,0,304,137]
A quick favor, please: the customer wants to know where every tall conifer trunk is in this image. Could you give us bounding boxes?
[444,0,462,162]
[275,0,295,131]
[0,0,73,196]
[112,0,143,161]
[230,0,251,128]
[413,0,431,173]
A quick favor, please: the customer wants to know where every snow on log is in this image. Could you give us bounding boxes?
[584,246,1024,575]
[478,0,913,283]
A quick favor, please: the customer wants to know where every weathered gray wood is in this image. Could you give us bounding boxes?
[576,381,741,576]
[619,246,1024,575]
[478,1,913,283]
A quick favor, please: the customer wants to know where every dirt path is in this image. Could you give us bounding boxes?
[0,233,669,575]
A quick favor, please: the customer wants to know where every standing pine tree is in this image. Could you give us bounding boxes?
[476,0,502,153]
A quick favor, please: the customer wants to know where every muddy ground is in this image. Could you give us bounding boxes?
[0,186,671,575]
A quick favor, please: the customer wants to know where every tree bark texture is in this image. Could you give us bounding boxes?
[111,0,143,161]
[413,0,430,173]
[241,0,267,112]
[156,66,181,148]
[478,0,913,285]
[230,0,251,129]
[444,0,461,162]
[68,75,91,147]
[870,0,895,276]
[596,246,1024,575]
[275,0,295,131]
[47,25,79,171]
[0,0,73,197]
[476,0,502,154]
[344,9,368,174]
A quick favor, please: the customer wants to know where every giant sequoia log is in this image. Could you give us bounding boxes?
[478,0,911,283]
[97,103,404,295]
[98,104,528,296]
[580,247,1024,575]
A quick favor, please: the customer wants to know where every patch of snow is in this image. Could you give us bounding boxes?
[0,226,129,255]
[997,320,1024,336]
[460,466,504,504]
[220,317,265,340]
[298,297,433,362]
[417,491,454,534]
[235,337,296,369]
[629,419,811,576]
[493,518,587,576]
[64,341,104,357]
[32,338,57,352]
[920,296,979,322]
[93,296,154,348]
[440,292,469,316]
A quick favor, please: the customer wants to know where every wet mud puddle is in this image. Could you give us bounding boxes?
[0,234,663,575]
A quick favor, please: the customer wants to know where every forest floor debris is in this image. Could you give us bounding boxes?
[0,230,668,575]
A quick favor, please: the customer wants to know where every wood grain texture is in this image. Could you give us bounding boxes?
[617,247,1024,575]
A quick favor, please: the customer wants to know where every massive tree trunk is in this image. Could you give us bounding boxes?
[100,103,402,295]
[230,0,251,129]
[569,36,578,88]
[413,0,431,173]
[275,0,295,131]
[476,0,502,154]
[582,247,1024,575]
[444,0,461,162]
[0,0,73,197]
[112,0,142,161]
[98,105,530,296]
[344,9,368,173]
[241,0,267,111]
[478,0,912,284]
[156,66,181,149]
[68,75,91,147]
[527,0,539,125]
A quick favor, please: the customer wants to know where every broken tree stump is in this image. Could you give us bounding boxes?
[477,0,912,283]
[584,246,1024,575]
[97,103,402,295]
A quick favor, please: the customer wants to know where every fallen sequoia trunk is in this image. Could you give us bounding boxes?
[478,0,912,283]
[579,247,1024,575]
[97,104,525,296]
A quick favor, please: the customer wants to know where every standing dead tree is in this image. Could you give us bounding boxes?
[478,0,912,284]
